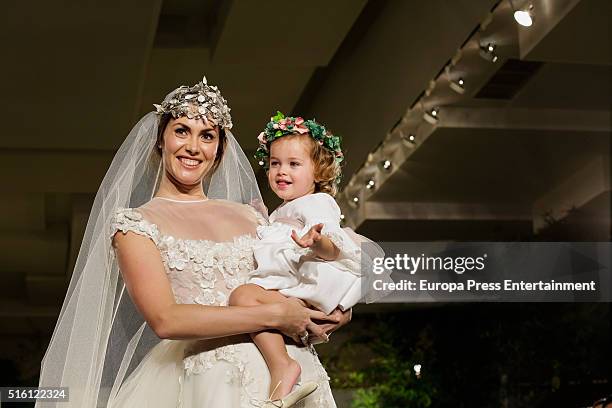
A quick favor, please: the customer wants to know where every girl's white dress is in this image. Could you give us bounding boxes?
[249,193,363,314]
[107,197,336,408]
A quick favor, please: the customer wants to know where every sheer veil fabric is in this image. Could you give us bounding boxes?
[36,89,265,406]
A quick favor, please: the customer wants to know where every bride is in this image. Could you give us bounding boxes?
[35,77,351,407]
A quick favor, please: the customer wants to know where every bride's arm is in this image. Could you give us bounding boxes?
[113,231,336,341]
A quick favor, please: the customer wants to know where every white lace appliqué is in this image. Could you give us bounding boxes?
[111,208,160,244]
[183,345,253,382]
[159,234,256,304]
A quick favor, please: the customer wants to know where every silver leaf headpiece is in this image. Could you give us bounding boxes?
[154,76,233,129]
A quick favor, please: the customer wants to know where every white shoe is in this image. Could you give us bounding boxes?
[260,381,318,408]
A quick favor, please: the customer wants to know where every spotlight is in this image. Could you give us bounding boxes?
[352,196,359,203]
[258,160,265,166]
[380,159,392,171]
[414,364,422,379]
[350,196,360,208]
[401,133,417,145]
[366,179,376,189]
[423,107,439,125]
[512,3,534,27]
[449,77,465,94]
[479,42,499,63]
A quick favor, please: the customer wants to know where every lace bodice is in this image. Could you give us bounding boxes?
[110,198,266,305]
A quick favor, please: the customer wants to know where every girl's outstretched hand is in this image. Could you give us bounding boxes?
[291,223,324,248]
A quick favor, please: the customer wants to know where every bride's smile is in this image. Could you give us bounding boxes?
[161,116,220,187]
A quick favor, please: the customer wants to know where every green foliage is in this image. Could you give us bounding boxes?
[324,304,610,408]
[324,317,437,408]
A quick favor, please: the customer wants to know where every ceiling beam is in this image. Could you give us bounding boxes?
[518,0,582,59]
[365,201,532,221]
[438,107,611,132]
[533,155,610,233]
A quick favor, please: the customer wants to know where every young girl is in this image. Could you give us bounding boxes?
[229,112,366,405]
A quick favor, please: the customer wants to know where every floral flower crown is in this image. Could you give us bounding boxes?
[153,76,233,129]
[255,112,344,176]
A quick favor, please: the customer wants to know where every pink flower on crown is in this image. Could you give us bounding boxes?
[257,132,267,144]
[291,117,308,134]
[295,124,309,134]
[278,118,289,130]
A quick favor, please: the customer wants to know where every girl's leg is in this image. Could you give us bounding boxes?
[228,284,302,400]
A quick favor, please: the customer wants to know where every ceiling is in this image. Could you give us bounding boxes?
[334,0,610,242]
[0,0,609,370]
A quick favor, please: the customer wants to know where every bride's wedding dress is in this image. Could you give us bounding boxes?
[108,197,337,407]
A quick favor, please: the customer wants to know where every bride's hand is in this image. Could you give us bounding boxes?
[273,298,340,343]
[308,307,352,344]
